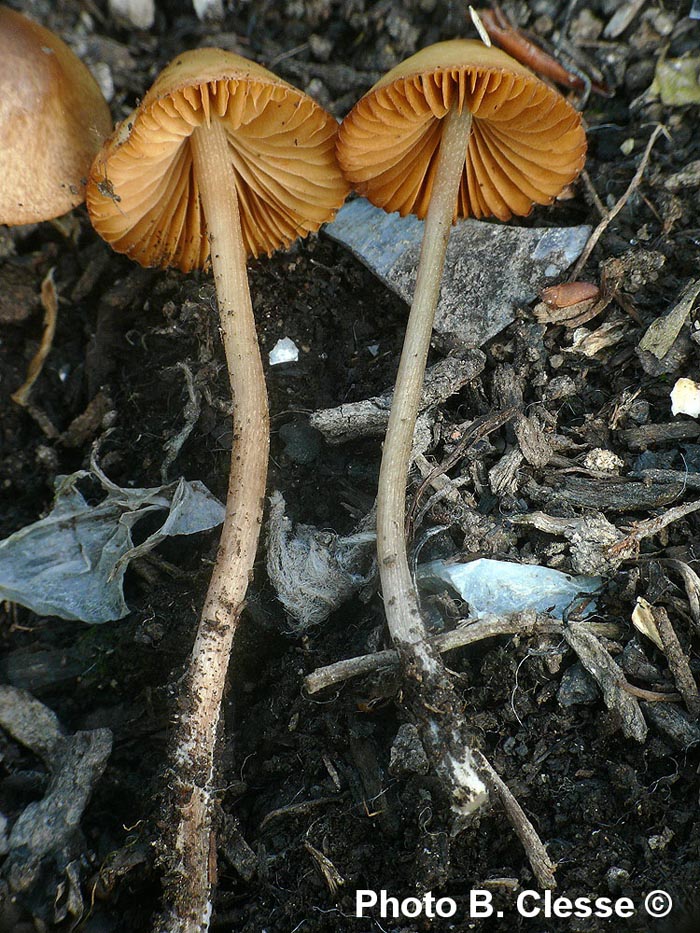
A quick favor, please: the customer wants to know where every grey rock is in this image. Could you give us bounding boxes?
[325,198,591,350]
[558,661,601,707]
[389,723,429,776]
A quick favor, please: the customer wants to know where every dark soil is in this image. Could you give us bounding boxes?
[1,1,700,932]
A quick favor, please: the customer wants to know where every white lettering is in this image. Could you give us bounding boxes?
[517,890,541,918]
[380,892,401,918]
[614,897,635,918]
[355,890,458,920]
[356,891,377,916]
[470,890,494,918]
[436,897,457,918]
[402,897,422,918]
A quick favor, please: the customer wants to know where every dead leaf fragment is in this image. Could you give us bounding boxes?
[638,279,700,360]
[11,268,58,406]
[632,597,664,650]
[566,320,627,357]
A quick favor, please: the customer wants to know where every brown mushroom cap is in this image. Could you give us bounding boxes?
[0,5,112,225]
[336,39,587,222]
[86,48,350,271]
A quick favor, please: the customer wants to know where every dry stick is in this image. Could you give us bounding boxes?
[375,105,488,817]
[159,119,270,933]
[653,605,700,719]
[623,683,682,703]
[475,751,557,890]
[661,559,700,631]
[609,498,700,558]
[580,168,607,219]
[569,125,666,280]
[304,616,622,694]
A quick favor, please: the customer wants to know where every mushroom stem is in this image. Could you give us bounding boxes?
[164,117,269,932]
[375,105,488,820]
[376,105,472,646]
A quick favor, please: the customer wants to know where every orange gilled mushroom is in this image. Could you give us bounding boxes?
[86,47,348,932]
[0,4,112,225]
[337,39,586,224]
[336,40,585,813]
[337,39,586,648]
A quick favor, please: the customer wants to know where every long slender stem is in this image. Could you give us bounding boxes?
[376,106,473,646]
[375,106,488,819]
[158,117,269,933]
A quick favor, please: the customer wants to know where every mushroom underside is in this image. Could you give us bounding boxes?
[337,67,587,222]
[87,79,344,270]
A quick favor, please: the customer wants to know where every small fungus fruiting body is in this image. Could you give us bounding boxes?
[0,4,112,224]
[337,39,586,223]
[86,48,346,267]
[337,39,586,650]
[86,47,348,932]
[336,39,586,810]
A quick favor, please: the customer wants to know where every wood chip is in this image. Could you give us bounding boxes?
[310,352,485,444]
[564,624,647,742]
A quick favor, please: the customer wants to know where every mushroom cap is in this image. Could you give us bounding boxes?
[336,39,587,222]
[0,5,112,225]
[86,48,350,271]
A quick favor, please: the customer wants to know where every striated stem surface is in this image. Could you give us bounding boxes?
[157,117,269,933]
[376,106,488,817]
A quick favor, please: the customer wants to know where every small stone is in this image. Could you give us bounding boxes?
[89,61,114,103]
[572,9,603,40]
[278,420,321,464]
[389,723,429,776]
[269,336,299,365]
[309,33,333,62]
[583,448,625,473]
[606,866,630,893]
[192,0,224,20]
[648,827,674,851]
[558,662,600,707]
[622,640,661,684]
[543,375,577,401]
[628,398,649,424]
[108,0,154,29]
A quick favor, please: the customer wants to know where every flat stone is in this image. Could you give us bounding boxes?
[325,198,591,350]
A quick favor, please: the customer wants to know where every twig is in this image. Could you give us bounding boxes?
[660,559,700,632]
[475,751,557,890]
[608,499,700,559]
[260,794,348,830]
[580,169,607,219]
[564,625,647,742]
[161,362,202,482]
[309,355,483,445]
[570,125,667,279]
[12,269,60,438]
[653,606,700,719]
[408,407,517,531]
[304,614,621,694]
[622,684,681,703]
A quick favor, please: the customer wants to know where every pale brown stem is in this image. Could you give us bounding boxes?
[157,118,269,933]
[375,106,488,816]
[376,106,473,647]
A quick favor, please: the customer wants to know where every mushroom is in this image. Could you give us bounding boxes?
[0,5,112,224]
[85,47,348,930]
[336,39,585,809]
